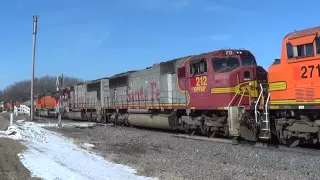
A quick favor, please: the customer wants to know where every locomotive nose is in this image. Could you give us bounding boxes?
[243,69,252,81]
[234,65,268,99]
[239,65,268,83]
[238,66,255,82]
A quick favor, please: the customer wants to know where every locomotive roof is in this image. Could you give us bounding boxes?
[89,77,109,82]
[284,26,320,40]
[110,71,136,79]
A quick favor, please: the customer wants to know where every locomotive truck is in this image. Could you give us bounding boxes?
[34,25,320,147]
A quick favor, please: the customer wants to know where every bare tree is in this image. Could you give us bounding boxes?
[0,75,83,102]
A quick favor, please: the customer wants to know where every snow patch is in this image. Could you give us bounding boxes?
[82,142,95,149]
[16,119,25,123]
[0,122,157,180]
[36,122,97,128]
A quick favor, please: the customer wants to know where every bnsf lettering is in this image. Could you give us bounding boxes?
[238,86,258,93]
[300,64,320,79]
[250,86,259,91]
[193,86,206,92]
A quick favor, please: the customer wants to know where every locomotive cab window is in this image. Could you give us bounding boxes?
[241,56,256,66]
[189,58,207,75]
[178,66,186,78]
[316,37,320,55]
[244,71,250,79]
[286,42,314,59]
[212,57,240,73]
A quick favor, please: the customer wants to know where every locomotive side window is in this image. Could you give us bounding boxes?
[212,58,240,73]
[286,43,294,58]
[241,56,256,66]
[178,66,186,78]
[244,71,250,79]
[190,58,207,75]
[316,37,320,55]
[114,89,117,100]
[286,42,314,59]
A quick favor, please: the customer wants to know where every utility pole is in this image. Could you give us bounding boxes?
[30,15,38,121]
[57,73,64,128]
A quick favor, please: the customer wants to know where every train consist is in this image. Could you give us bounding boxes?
[2,100,23,112]
[17,25,320,147]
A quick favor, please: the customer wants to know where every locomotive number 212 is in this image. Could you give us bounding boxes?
[196,76,207,86]
[301,64,320,79]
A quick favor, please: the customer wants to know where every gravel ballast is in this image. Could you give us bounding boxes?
[46,124,320,180]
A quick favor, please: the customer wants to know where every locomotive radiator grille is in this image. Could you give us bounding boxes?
[295,88,315,102]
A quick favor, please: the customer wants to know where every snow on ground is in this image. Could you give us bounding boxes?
[36,121,98,128]
[0,120,157,180]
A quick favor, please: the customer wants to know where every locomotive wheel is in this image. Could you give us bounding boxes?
[88,114,93,122]
[189,130,195,136]
[83,114,89,121]
[203,125,215,138]
[208,130,216,138]
[87,114,92,122]
[285,138,300,147]
[183,124,195,136]
[183,123,189,134]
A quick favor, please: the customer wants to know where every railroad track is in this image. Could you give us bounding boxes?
[37,116,320,156]
[172,133,320,156]
[92,122,320,156]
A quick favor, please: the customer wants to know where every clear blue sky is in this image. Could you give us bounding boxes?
[0,0,319,89]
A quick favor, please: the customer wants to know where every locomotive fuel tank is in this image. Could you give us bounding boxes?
[127,113,176,130]
[127,109,177,130]
[66,111,84,120]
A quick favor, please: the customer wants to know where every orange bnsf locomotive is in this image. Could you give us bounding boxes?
[267,26,320,146]
[34,25,320,147]
[35,92,60,118]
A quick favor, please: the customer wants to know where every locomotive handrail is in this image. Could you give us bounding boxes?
[254,83,267,124]
[264,92,271,130]
[238,85,251,106]
[228,81,252,107]
[228,90,240,107]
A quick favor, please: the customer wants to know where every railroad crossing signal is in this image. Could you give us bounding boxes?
[56,74,64,91]
[56,77,59,91]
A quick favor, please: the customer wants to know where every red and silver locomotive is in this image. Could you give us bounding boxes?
[47,49,268,142]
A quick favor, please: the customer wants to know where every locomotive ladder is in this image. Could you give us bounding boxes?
[255,84,271,139]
